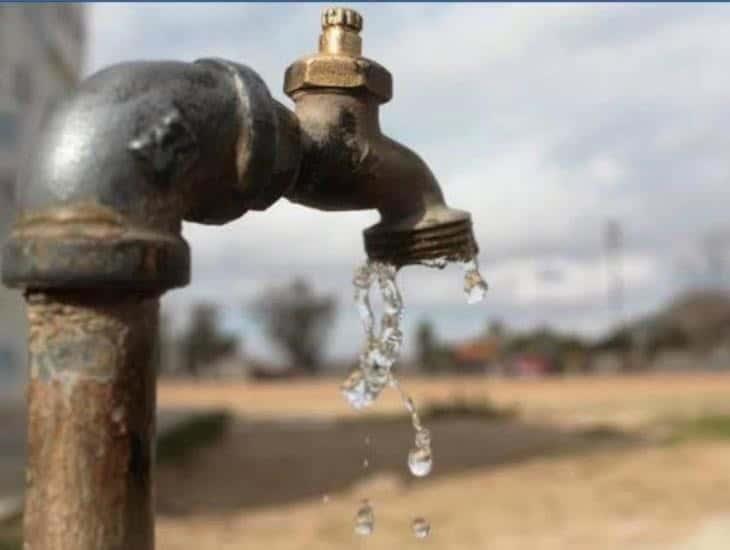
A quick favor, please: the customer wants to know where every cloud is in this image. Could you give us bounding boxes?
[86,4,730,359]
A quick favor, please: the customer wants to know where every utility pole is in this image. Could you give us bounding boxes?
[604,219,624,330]
[605,219,630,369]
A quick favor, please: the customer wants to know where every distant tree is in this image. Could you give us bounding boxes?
[157,311,181,375]
[416,320,439,373]
[645,321,690,358]
[486,320,506,339]
[414,320,460,374]
[676,227,730,292]
[701,229,730,289]
[503,326,590,373]
[592,326,632,353]
[250,279,336,374]
[180,303,238,377]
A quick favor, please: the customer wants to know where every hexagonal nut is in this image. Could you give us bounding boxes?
[284,55,392,103]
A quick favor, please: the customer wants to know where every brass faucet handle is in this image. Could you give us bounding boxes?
[321,7,363,32]
[319,7,363,56]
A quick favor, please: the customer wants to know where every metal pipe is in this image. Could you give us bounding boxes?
[3,57,299,550]
[24,291,158,550]
[2,58,301,291]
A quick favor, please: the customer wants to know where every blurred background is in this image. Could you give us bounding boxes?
[3,3,730,549]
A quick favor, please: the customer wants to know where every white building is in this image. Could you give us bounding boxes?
[0,5,86,386]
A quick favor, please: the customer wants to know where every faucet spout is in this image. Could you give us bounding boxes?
[283,7,478,267]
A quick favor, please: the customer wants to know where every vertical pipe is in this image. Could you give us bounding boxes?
[23,291,159,550]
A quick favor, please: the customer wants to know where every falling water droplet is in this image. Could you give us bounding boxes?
[363,457,369,469]
[344,261,406,412]
[412,517,431,539]
[408,446,433,477]
[462,257,488,304]
[414,428,431,449]
[354,500,375,536]
[344,255,489,536]
[341,368,375,410]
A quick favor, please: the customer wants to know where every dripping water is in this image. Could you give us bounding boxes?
[342,254,488,538]
[354,499,375,536]
[412,517,431,539]
[462,257,489,304]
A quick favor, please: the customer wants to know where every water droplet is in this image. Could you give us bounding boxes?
[408,447,433,477]
[363,458,369,469]
[354,500,374,536]
[341,368,376,410]
[462,257,488,304]
[364,435,371,446]
[412,517,431,539]
[414,428,431,449]
[322,494,330,504]
[421,256,448,269]
[344,261,406,411]
[346,255,488,537]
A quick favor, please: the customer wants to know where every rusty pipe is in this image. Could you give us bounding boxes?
[283,7,478,266]
[24,291,158,550]
[2,58,300,550]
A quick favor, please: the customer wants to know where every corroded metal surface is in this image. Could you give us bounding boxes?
[2,60,301,293]
[284,8,478,266]
[24,292,158,550]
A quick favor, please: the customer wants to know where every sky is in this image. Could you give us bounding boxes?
[86,3,730,362]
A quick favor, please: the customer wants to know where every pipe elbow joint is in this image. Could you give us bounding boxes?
[2,59,301,293]
[284,92,477,267]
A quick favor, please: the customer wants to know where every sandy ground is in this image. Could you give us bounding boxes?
[156,443,730,550]
[153,373,730,550]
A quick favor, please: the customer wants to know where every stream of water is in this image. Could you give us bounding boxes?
[342,255,488,539]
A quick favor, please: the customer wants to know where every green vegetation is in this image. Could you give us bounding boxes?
[575,424,629,441]
[422,395,518,421]
[0,410,233,549]
[178,304,239,377]
[0,536,20,550]
[156,410,232,465]
[670,414,730,444]
[0,516,21,550]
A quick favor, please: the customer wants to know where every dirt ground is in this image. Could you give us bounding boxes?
[153,372,730,549]
[159,371,730,428]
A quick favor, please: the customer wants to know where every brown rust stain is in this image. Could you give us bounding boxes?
[24,292,158,550]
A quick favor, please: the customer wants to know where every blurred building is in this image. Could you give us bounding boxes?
[452,336,503,375]
[0,5,86,385]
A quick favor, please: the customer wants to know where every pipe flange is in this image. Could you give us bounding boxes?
[1,204,190,292]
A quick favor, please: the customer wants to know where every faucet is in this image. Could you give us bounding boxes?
[1,7,479,550]
[283,7,478,265]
